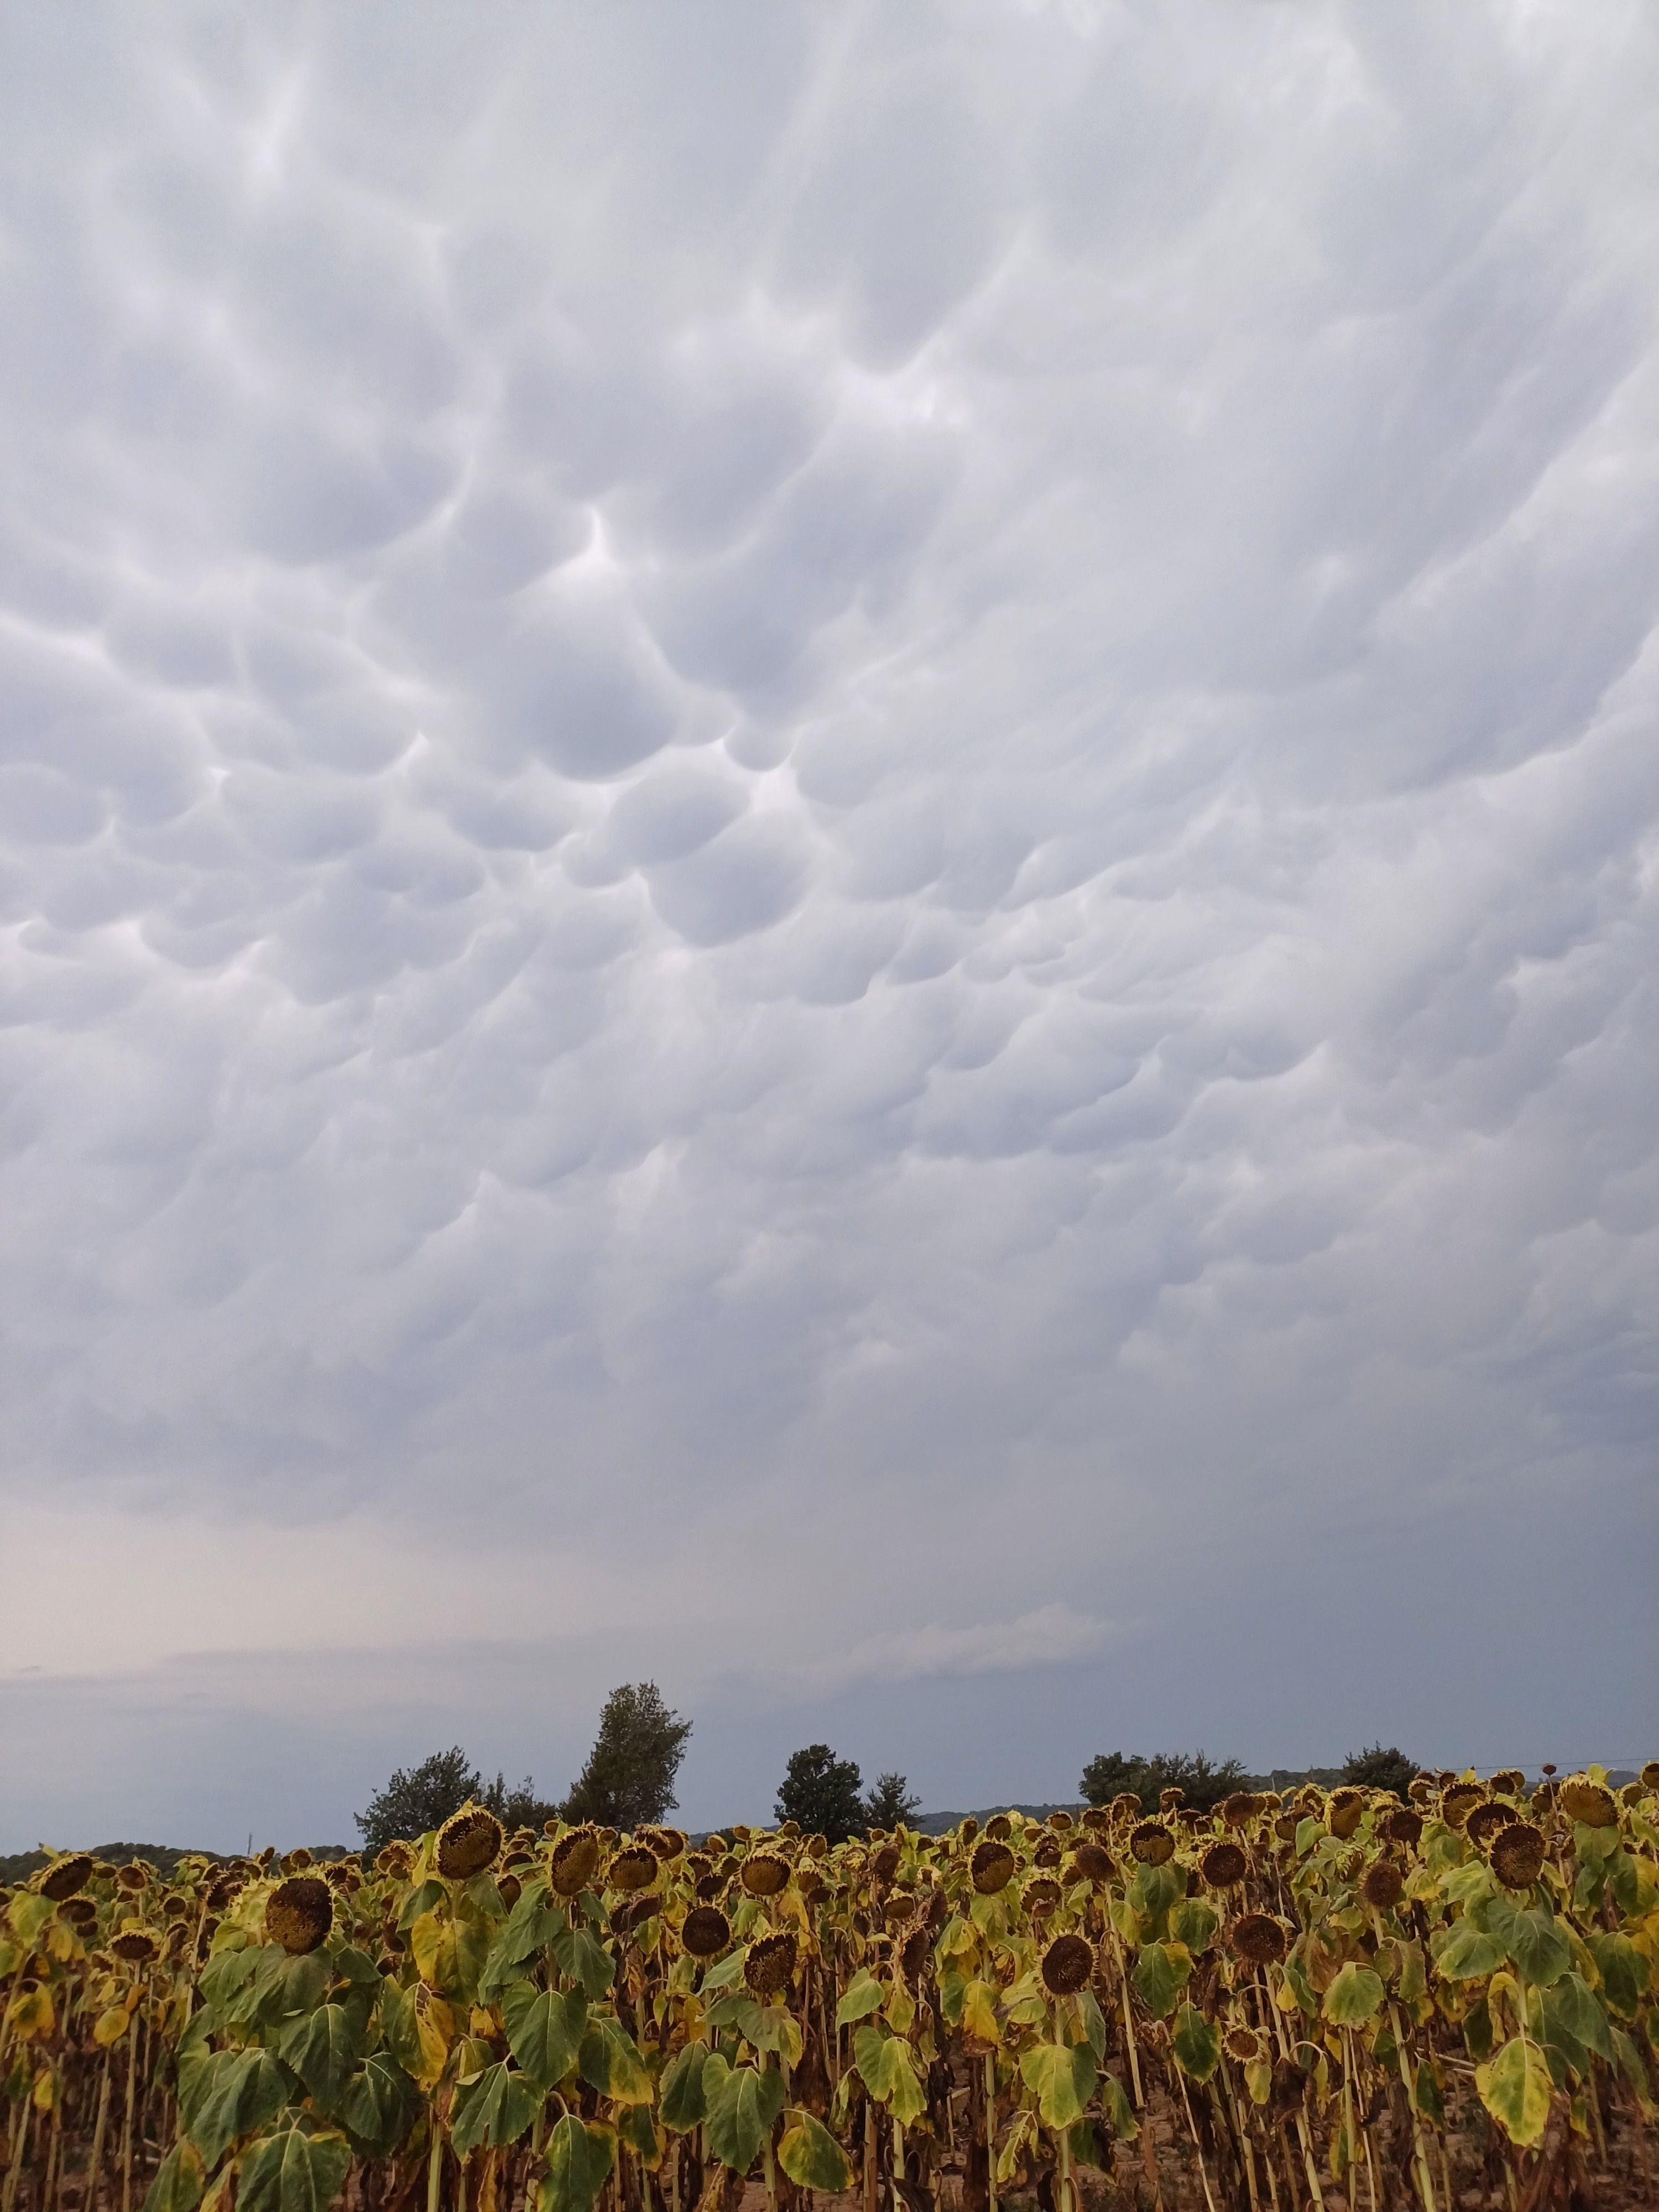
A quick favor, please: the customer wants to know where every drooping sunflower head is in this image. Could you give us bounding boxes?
[549,1827,602,1898]
[971,1840,1016,1895]
[376,1843,413,1877]
[1465,1802,1511,1850]
[607,1847,660,1895]
[743,1931,798,1997]
[1199,1841,1248,1891]
[1381,1806,1423,1849]
[40,1854,93,1903]
[1040,1933,1094,1996]
[1557,1778,1618,1829]
[1440,1783,1485,1830]
[1048,1809,1074,1832]
[984,1815,1013,1842]
[1360,1861,1404,1912]
[111,1926,158,1964]
[1273,1814,1300,1844]
[1068,1842,1115,1885]
[498,1874,522,1910]
[1326,1790,1365,1841]
[1112,1792,1142,1820]
[883,1891,919,1932]
[1219,1793,1262,1830]
[266,1875,333,1957]
[681,1905,731,1959]
[116,1864,149,1893]
[1489,1823,1547,1892]
[436,1806,504,1882]
[1489,1770,1525,1799]
[1229,1913,1288,1967]
[650,1828,688,1863]
[740,1853,792,1899]
[1024,1876,1062,1918]
[871,1844,902,1884]
[1033,1837,1063,1870]
[283,1849,314,1872]
[60,1897,98,1928]
[1640,1761,1659,1793]
[1129,1821,1175,1867]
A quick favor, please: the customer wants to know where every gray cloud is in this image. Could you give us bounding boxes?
[2,0,1656,1845]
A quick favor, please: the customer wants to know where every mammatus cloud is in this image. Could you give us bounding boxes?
[2,0,1656,1844]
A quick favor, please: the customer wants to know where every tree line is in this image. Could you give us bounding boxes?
[355,1678,1417,1854]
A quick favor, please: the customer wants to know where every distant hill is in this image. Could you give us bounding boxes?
[0,1842,349,1886]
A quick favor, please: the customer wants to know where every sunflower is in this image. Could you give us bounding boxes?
[1381,1807,1423,1849]
[1040,1934,1094,1996]
[1465,1802,1511,1850]
[1068,1842,1115,1885]
[1557,1778,1618,1829]
[740,1853,792,1899]
[1129,1822,1175,1867]
[1229,1914,1288,1966]
[111,1927,158,1964]
[1360,1862,1404,1912]
[549,1827,602,1898]
[267,1876,333,1957]
[436,1806,504,1881]
[744,1932,798,1997]
[1199,1842,1248,1890]
[40,1855,93,1903]
[1326,1790,1365,1841]
[682,1906,731,1959]
[607,1847,660,1895]
[1223,2025,1265,2064]
[1440,1783,1485,1831]
[971,1840,1016,1895]
[1488,1823,1547,1891]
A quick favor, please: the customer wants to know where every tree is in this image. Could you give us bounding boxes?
[1342,1743,1417,1802]
[356,1749,561,1855]
[1079,1749,1248,1814]
[562,1682,692,1829]
[863,1771,921,1829]
[775,1745,865,1842]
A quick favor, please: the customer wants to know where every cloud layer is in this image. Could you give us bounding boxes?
[2,0,1656,1845]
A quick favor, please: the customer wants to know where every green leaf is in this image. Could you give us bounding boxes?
[336,2055,419,2159]
[835,1972,886,2028]
[658,2042,711,2133]
[450,2064,542,2156]
[778,2111,851,2194]
[1168,1900,1219,1955]
[186,2049,298,2171]
[852,2028,925,2125]
[697,1948,748,1995]
[503,1983,586,2091]
[237,2128,351,2212]
[1585,1932,1648,2017]
[1019,2043,1096,2129]
[143,2141,204,2212]
[1474,2037,1552,2148]
[1322,1965,1385,2028]
[1077,1989,1108,2062]
[279,2006,362,2117]
[1541,1975,1613,2068]
[377,1984,421,2079]
[1171,2003,1221,2083]
[1133,1942,1190,2021]
[577,2014,654,2104]
[397,1882,446,1934]
[1100,2074,1139,2143]
[1431,1920,1507,1983]
[1504,1910,1571,1990]
[550,1924,614,2000]
[619,2104,661,2172]
[540,2120,615,2212]
[704,2063,786,2173]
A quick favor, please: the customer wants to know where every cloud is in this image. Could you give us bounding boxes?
[2,0,1656,1845]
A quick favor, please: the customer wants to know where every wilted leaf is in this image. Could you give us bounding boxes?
[539,2118,615,2212]
[704,2062,786,2173]
[1322,1965,1385,2028]
[1019,2043,1096,2128]
[835,1973,885,2027]
[577,2014,653,2104]
[236,2126,352,2212]
[778,2111,851,2194]
[449,2063,541,2156]
[143,2140,205,2212]
[1475,2037,1552,2148]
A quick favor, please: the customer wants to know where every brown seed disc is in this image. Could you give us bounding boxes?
[1326,1790,1365,1841]
[682,1906,731,1958]
[1381,1806,1423,1849]
[744,1931,797,1996]
[1441,1783,1485,1830]
[1558,1779,1618,1829]
[549,1827,602,1898]
[1068,1842,1115,1884]
[1040,1933,1094,1996]
[608,1847,660,1895]
[41,1854,93,1903]
[984,1815,1013,1841]
[1129,1822,1175,1867]
[1223,2025,1263,2063]
[740,1853,791,1898]
[1360,1862,1404,1911]
[1025,1877,1062,1917]
[1465,1802,1511,1849]
[117,1865,149,1892]
[1489,1823,1547,1891]
[498,1873,522,1910]
[1229,1913,1287,1966]
[1034,1837,1062,1869]
[971,1840,1016,1895]
[1199,1842,1248,1890]
[872,1844,902,1884]
[436,1807,504,1881]
[267,1875,333,1956]
[111,1927,158,1964]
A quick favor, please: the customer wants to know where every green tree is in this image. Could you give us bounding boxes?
[356,1749,559,1854]
[562,1682,692,1829]
[1342,1743,1418,1801]
[862,1771,921,1829]
[1079,1749,1246,1814]
[775,1745,865,1842]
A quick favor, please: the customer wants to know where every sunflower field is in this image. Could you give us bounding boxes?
[3,1765,1655,2212]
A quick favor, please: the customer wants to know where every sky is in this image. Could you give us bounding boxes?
[2,0,1656,1853]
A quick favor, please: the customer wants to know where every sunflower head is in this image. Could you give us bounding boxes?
[1381,1806,1423,1849]
[1465,1802,1511,1850]
[436,1806,504,1882]
[740,1853,792,1899]
[1159,1788,1185,1813]
[744,1931,798,1997]
[1326,1790,1365,1841]
[1111,1793,1142,1820]
[650,1828,688,1862]
[971,1839,1016,1895]
[984,1815,1013,1843]
[1229,1913,1287,1966]
[111,1926,158,1964]
[40,1854,93,1903]
[1223,2025,1264,2064]
[267,1876,333,1957]
[607,1847,660,1895]
[1489,1822,1547,1891]
[682,1905,731,1959]
[1640,1761,1659,1793]
[1068,1842,1115,1885]
[116,1865,149,1893]
[549,1827,602,1898]
[1490,1770,1525,1799]
[1557,1778,1618,1829]
[871,1844,902,1884]
[1129,1821,1175,1867]
[1048,1809,1074,1832]
[1360,1861,1404,1912]
[1441,1783,1485,1830]
[60,1897,98,1928]
[283,1849,314,1872]
[1219,1793,1262,1830]
[1199,1841,1248,1890]
[498,1874,523,1911]
[1272,1814,1300,1843]
[1040,1933,1094,1996]
[1033,1837,1063,1870]
[958,1818,980,1843]
[376,1844,413,1877]
[1024,1877,1062,1917]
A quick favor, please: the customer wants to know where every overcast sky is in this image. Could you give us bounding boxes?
[2,1,1656,1853]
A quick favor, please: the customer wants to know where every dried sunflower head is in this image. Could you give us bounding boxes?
[283,1849,314,1872]
[40,1854,93,1903]
[1159,1788,1185,1813]
[740,1853,792,1898]
[436,1807,504,1881]
[1199,1842,1248,1890]
[1024,1877,1062,1917]
[375,1844,412,1877]
[744,1931,797,1997]
[1048,1809,1074,1832]
[266,1875,333,1957]
[1360,1862,1404,1912]
[1068,1842,1115,1885]
[1129,1821,1175,1867]
[1229,1914,1288,1967]
[1219,1794,1261,1830]
[116,1865,149,1893]
[607,1847,660,1895]
[984,1815,1013,1842]
[1557,1778,1618,1829]
[111,1926,158,1964]
[1441,1783,1485,1831]
[1489,1770,1525,1799]
[1640,1761,1659,1792]
[1465,1802,1511,1850]
[1489,1823,1547,1891]
[1326,1790,1365,1841]
[1039,1933,1094,1995]
[497,1874,523,1911]
[1111,1792,1141,1819]
[549,1828,602,1898]
[1273,1814,1300,1843]
[59,1897,98,1928]
[1381,1806,1423,1849]
[971,1840,1016,1895]
[1033,1837,1062,1869]
[681,1906,731,1959]
[871,1844,902,1884]
[1223,2025,1264,2064]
